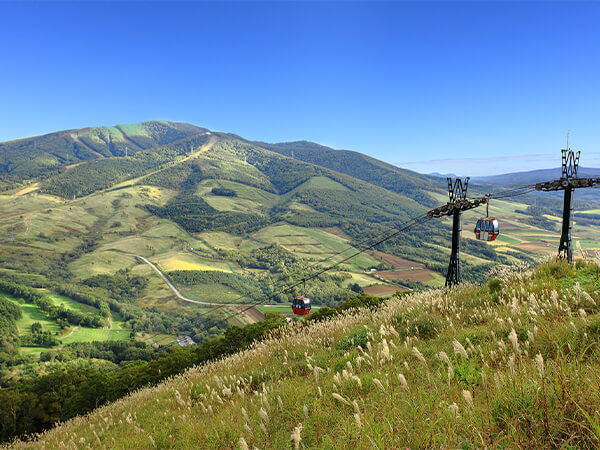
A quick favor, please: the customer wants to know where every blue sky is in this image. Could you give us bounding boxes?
[1,1,599,176]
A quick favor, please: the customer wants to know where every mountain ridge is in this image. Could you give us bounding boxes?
[472,166,600,185]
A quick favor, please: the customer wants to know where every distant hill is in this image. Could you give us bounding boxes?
[429,172,458,178]
[472,167,600,186]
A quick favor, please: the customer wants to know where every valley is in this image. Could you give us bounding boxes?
[1,121,600,443]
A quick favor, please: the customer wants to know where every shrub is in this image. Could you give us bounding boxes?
[336,327,370,350]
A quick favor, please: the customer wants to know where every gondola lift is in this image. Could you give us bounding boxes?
[292,296,311,315]
[292,279,311,315]
[474,196,499,242]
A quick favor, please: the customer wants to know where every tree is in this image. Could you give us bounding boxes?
[31,322,42,334]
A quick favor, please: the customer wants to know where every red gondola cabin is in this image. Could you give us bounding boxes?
[292,296,311,315]
[475,218,499,241]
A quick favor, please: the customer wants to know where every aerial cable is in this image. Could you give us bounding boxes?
[196,212,433,318]
[198,213,433,324]
[209,214,434,326]
[197,183,538,323]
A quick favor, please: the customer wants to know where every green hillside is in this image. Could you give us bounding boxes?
[10,260,600,448]
[254,140,445,207]
[0,121,206,189]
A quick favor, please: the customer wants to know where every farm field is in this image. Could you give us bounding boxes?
[369,250,423,268]
[377,268,436,282]
[152,251,236,272]
[256,305,292,313]
[341,272,385,288]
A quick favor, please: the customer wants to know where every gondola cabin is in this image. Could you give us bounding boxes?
[292,296,311,315]
[475,218,499,241]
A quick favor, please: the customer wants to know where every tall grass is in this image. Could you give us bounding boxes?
[9,260,600,449]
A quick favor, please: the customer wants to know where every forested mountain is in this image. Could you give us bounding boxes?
[0,121,206,189]
[254,140,445,207]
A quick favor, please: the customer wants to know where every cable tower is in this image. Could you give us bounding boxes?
[427,178,493,287]
[8,222,15,241]
[446,178,468,286]
[535,147,589,262]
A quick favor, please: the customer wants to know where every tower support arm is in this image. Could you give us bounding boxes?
[535,177,600,192]
[427,197,487,218]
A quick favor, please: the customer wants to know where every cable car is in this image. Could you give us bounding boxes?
[292,296,311,315]
[475,218,499,241]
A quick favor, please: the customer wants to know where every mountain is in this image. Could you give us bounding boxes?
[253,140,445,208]
[0,121,206,189]
[429,171,458,178]
[472,166,600,186]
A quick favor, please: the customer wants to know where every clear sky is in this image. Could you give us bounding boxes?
[1,1,599,176]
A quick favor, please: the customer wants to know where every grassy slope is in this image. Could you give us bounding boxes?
[15,261,600,448]
[0,121,206,184]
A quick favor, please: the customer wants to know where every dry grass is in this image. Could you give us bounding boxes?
[9,261,600,449]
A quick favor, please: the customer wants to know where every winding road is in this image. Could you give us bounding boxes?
[127,253,228,306]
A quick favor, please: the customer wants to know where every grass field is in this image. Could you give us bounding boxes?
[5,296,63,335]
[494,233,522,245]
[153,251,235,272]
[45,292,101,316]
[377,268,436,282]
[201,182,274,214]
[61,327,111,344]
[255,223,380,270]
[283,176,351,199]
[341,272,383,288]
[178,283,243,303]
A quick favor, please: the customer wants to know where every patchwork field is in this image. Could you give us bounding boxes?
[377,268,436,282]
[369,250,423,268]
